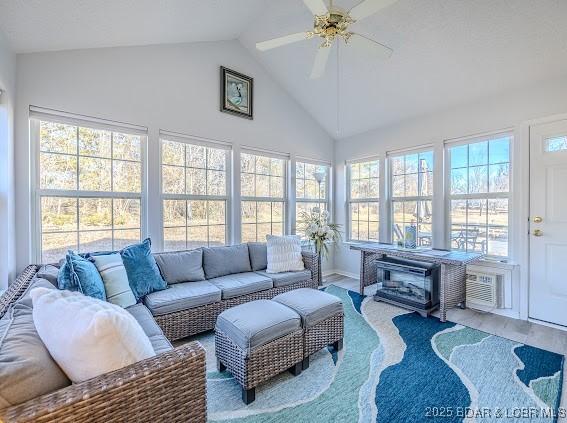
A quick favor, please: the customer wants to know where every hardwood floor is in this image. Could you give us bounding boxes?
[323,273,567,419]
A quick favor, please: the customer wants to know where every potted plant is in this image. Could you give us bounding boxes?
[298,206,341,284]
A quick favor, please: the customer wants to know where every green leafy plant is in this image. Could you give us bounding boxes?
[298,207,341,259]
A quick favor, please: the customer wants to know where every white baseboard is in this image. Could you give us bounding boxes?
[322,269,359,279]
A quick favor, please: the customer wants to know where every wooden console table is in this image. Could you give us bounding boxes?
[350,243,483,322]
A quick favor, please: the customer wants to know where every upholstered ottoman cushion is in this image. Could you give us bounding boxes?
[216,300,300,354]
[273,288,343,328]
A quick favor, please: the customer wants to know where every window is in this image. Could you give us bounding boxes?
[347,159,379,241]
[241,152,286,242]
[35,119,144,263]
[390,150,434,247]
[545,136,567,152]
[161,137,229,250]
[295,161,330,235]
[448,134,511,257]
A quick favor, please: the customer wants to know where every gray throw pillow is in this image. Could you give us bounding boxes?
[202,244,252,279]
[248,242,268,271]
[15,278,56,309]
[154,249,205,284]
[0,303,71,408]
[35,265,59,286]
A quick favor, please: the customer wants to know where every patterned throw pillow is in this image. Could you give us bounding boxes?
[121,239,167,300]
[91,254,137,308]
[266,235,305,274]
[57,252,106,301]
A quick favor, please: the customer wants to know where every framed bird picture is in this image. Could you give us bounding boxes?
[220,66,253,120]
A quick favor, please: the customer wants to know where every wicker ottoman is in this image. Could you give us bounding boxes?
[215,300,304,404]
[273,288,344,370]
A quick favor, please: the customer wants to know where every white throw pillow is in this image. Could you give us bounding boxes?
[31,287,155,383]
[266,235,305,273]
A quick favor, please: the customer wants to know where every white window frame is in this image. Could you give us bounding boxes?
[30,107,148,263]
[159,130,232,250]
[445,131,513,259]
[240,148,289,242]
[294,158,331,235]
[388,147,435,247]
[346,157,380,243]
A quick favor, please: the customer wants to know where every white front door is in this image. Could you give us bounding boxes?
[529,119,567,326]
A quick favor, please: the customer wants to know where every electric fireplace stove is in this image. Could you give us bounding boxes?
[374,256,440,316]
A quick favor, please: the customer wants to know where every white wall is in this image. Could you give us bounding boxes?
[333,74,567,319]
[15,40,335,272]
[0,32,16,289]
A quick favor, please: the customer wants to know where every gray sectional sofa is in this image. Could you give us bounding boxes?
[0,242,319,422]
[150,242,319,340]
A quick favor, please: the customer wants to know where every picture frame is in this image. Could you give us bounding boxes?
[220,66,254,120]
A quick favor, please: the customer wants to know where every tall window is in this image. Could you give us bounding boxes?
[161,137,229,250]
[295,161,330,234]
[36,119,144,263]
[347,159,379,241]
[448,134,511,257]
[241,152,286,242]
[390,150,434,247]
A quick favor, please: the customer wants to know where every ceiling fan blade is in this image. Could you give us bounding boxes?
[349,0,398,21]
[310,46,331,79]
[303,0,329,16]
[348,33,393,60]
[256,32,309,51]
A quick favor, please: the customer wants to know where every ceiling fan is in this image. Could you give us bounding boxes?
[256,0,397,79]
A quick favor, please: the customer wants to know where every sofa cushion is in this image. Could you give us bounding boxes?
[143,281,221,316]
[208,272,273,299]
[0,303,71,408]
[154,249,205,284]
[58,251,107,301]
[31,287,155,383]
[91,253,137,308]
[202,244,252,279]
[266,235,305,273]
[121,238,167,300]
[215,300,301,354]
[248,242,268,271]
[255,269,312,288]
[273,288,343,328]
[125,304,172,355]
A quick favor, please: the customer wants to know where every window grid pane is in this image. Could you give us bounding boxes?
[40,196,142,263]
[161,139,229,250]
[348,159,379,242]
[38,120,144,261]
[448,135,511,257]
[241,153,287,242]
[390,151,434,247]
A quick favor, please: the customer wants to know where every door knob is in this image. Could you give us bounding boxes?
[532,216,543,223]
[533,229,543,237]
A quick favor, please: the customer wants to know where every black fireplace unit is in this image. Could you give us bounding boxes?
[374,256,440,315]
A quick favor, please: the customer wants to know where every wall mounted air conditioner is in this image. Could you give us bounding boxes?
[465,264,513,311]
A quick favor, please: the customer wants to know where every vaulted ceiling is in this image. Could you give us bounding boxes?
[2,0,567,138]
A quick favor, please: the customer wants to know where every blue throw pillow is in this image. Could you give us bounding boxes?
[121,238,167,300]
[57,251,106,301]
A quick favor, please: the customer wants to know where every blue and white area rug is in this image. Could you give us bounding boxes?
[194,285,564,422]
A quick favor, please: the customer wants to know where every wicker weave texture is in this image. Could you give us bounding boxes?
[0,265,39,319]
[304,312,344,357]
[215,329,304,390]
[1,340,207,423]
[439,263,466,322]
